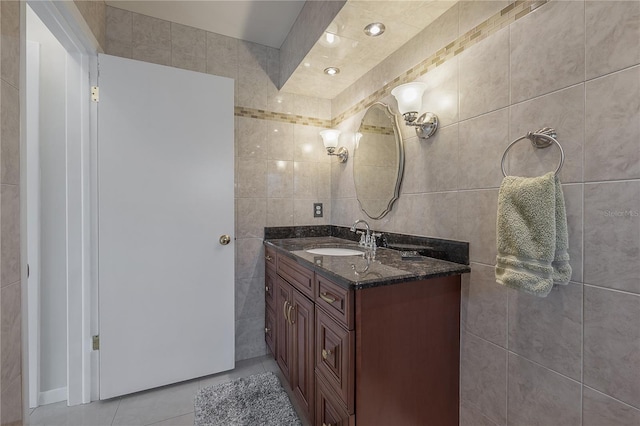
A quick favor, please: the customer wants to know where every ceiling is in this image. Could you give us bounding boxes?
[106,0,456,100]
[104,0,306,49]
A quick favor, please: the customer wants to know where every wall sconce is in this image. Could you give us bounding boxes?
[319,129,348,162]
[391,82,439,140]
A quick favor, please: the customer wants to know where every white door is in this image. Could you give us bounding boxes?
[97,54,235,399]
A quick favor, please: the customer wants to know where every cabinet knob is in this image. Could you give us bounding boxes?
[265,255,273,261]
[322,348,333,360]
[323,423,333,426]
[265,285,270,292]
[264,327,270,333]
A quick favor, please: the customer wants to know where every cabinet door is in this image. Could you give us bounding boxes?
[316,307,354,412]
[316,372,354,426]
[291,288,315,421]
[265,306,276,357]
[276,277,293,383]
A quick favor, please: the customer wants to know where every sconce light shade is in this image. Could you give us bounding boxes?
[319,129,341,149]
[319,129,348,162]
[391,82,439,140]
[391,82,427,116]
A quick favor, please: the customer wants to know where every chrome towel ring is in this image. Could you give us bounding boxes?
[501,127,565,177]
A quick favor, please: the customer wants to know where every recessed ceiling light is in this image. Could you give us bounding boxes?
[324,67,340,76]
[364,22,386,37]
[303,62,311,68]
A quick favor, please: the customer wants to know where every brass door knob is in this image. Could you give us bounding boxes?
[219,235,231,245]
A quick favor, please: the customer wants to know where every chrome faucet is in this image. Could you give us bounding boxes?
[350,219,381,250]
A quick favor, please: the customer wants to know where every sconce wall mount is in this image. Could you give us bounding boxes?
[391,82,439,140]
[319,129,349,162]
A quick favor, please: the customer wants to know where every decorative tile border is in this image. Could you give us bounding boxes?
[331,0,548,126]
[360,124,395,136]
[234,106,331,128]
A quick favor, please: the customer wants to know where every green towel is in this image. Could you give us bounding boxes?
[495,172,571,297]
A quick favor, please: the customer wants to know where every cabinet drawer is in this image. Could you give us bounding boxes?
[316,372,354,426]
[315,307,354,413]
[315,275,354,330]
[277,254,314,299]
[265,306,275,357]
[265,245,276,272]
[265,268,277,311]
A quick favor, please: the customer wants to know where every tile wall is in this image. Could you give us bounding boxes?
[330,1,640,424]
[73,0,106,50]
[104,6,333,361]
[0,0,23,424]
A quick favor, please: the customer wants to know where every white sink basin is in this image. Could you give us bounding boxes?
[306,247,364,256]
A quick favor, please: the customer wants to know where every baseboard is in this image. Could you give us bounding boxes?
[38,387,67,406]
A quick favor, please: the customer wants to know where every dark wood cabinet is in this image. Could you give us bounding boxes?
[275,277,293,383]
[291,288,315,421]
[266,247,461,426]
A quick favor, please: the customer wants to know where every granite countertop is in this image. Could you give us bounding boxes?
[265,236,470,290]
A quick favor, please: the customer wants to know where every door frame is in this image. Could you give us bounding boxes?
[24,0,100,407]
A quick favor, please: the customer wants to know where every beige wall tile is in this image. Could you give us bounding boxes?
[132,13,171,50]
[508,282,583,380]
[235,198,266,239]
[583,181,640,294]
[267,122,294,161]
[171,52,206,73]
[206,32,238,80]
[403,124,459,193]
[237,67,269,110]
[585,1,640,81]
[266,160,293,198]
[459,1,509,35]
[459,109,509,189]
[562,184,584,283]
[460,331,507,425]
[235,317,266,361]
[234,238,264,280]
[411,191,458,239]
[238,40,268,73]
[459,29,509,121]
[585,66,640,181]
[583,386,640,426]
[1,184,20,287]
[510,1,585,103]
[266,198,294,227]
[106,6,132,45]
[456,189,498,265]
[1,81,20,184]
[236,116,267,160]
[236,276,266,322]
[236,158,266,198]
[1,0,20,88]
[1,282,22,425]
[509,84,584,183]
[460,401,498,426]
[461,263,508,347]
[75,0,106,50]
[293,161,318,198]
[507,353,582,426]
[171,23,205,58]
[584,285,640,408]
[132,44,171,67]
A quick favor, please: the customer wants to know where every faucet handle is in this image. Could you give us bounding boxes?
[356,231,366,245]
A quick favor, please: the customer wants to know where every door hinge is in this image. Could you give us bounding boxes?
[92,335,100,350]
[91,86,99,102]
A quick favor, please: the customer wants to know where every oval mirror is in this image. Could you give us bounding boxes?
[354,102,404,219]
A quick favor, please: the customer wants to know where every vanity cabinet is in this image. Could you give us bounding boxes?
[265,246,461,426]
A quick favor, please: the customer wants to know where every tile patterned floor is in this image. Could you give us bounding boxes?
[30,355,309,426]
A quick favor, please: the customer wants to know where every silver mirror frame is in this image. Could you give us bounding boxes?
[354,102,405,220]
